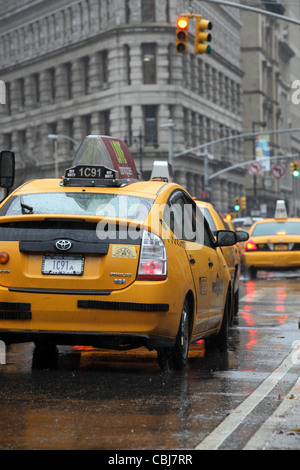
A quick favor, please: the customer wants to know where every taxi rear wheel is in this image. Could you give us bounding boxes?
[157,299,190,371]
[249,266,257,279]
[32,341,58,369]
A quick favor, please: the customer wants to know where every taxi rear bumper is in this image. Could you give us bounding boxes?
[244,251,300,268]
[0,279,188,349]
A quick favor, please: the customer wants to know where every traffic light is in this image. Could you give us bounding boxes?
[194,16,212,54]
[234,197,240,212]
[175,17,189,53]
[291,161,300,177]
[240,197,247,210]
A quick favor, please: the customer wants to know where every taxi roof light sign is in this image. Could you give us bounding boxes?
[150,161,173,182]
[274,200,288,219]
[62,135,139,187]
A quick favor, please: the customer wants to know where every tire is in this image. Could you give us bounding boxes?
[157,299,190,371]
[217,292,229,352]
[32,341,58,369]
[249,266,257,280]
[205,291,229,353]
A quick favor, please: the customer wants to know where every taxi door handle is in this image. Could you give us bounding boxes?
[189,258,196,265]
[208,261,213,267]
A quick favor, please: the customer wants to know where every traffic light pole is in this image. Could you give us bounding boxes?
[208,153,299,181]
[174,128,300,159]
[201,0,300,27]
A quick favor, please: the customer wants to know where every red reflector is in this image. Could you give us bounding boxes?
[0,252,9,264]
[246,241,257,251]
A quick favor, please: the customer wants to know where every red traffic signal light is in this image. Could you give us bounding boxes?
[175,17,189,53]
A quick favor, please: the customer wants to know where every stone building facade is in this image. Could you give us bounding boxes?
[241,0,300,216]
[0,0,245,213]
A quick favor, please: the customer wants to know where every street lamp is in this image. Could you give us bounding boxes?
[48,134,78,178]
[125,128,159,176]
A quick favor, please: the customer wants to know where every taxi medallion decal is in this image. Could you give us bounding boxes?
[112,245,137,259]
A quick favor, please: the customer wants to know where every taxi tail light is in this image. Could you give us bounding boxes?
[137,231,167,280]
[0,252,9,264]
[246,240,257,251]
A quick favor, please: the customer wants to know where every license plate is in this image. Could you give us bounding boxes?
[42,255,84,275]
[274,244,288,251]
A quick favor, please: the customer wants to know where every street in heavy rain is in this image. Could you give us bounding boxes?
[0,269,300,452]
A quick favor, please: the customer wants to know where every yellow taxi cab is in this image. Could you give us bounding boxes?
[0,137,241,370]
[243,200,300,279]
[196,201,248,323]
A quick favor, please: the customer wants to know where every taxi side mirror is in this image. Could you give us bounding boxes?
[235,230,249,243]
[216,230,236,247]
[0,150,15,189]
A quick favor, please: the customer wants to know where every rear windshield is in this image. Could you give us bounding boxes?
[252,221,300,236]
[0,192,154,221]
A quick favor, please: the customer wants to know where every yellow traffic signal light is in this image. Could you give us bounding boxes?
[234,197,240,212]
[290,162,295,176]
[240,197,247,210]
[292,161,300,177]
[175,17,189,54]
[194,16,212,54]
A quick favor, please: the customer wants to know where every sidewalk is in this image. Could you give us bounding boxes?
[244,375,300,450]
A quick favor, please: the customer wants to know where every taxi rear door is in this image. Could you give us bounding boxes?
[186,203,227,332]
[166,191,225,334]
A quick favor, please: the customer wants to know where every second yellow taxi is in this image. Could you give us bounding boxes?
[196,201,248,323]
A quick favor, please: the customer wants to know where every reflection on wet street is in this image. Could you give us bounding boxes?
[0,269,300,450]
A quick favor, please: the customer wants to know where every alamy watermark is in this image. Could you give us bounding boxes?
[291,80,300,105]
[0,80,5,105]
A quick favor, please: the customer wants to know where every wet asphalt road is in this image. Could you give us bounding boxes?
[0,270,300,451]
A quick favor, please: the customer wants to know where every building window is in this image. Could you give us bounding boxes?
[124,106,132,146]
[6,82,11,115]
[33,73,40,107]
[49,68,56,103]
[98,50,108,88]
[66,62,72,100]
[143,105,158,145]
[81,114,91,136]
[125,0,130,23]
[65,118,74,152]
[124,45,131,85]
[142,43,156,84]
[141,0,155,22]
[83,56,90,94]
[99,110,110,135]
[19,78,25,110]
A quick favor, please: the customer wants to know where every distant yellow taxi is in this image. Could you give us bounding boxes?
[243,200,300,279]
[0,137,240,370]
[196,201,248,322]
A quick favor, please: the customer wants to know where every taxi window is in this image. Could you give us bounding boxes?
[163,190,214,247]
[251,221,300,236]
[0,192,154,221]
[200,207,217,235]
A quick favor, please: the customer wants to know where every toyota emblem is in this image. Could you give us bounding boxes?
[55,240,72,251]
